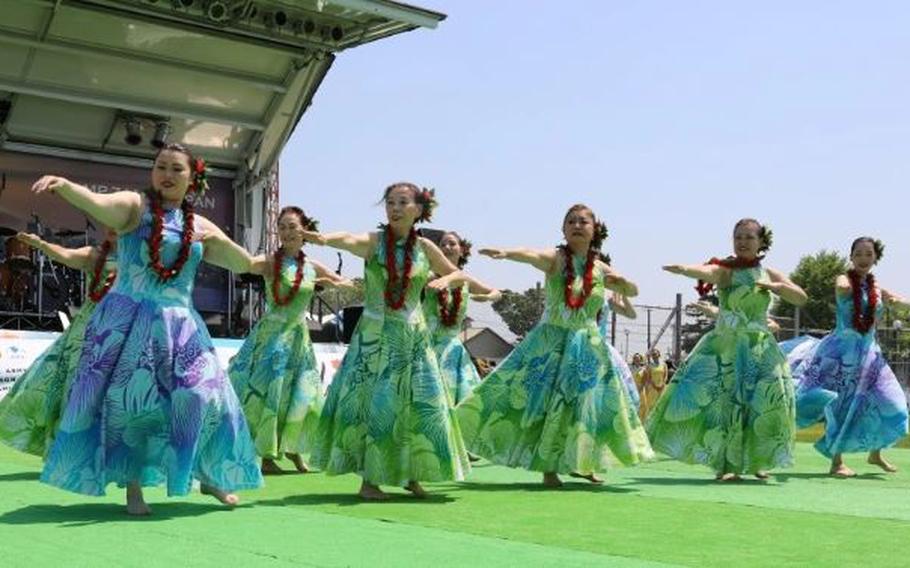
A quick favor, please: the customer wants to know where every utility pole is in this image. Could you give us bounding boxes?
[646,308,652,350]
[674,293,682,363]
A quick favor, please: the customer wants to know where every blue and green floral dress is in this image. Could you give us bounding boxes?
[310,230,470,485]
[40,206,263,496]
[647,266,796,475]
[230,255,323,460]
[457,252,652,475]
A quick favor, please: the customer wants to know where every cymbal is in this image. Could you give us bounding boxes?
[5,257,35,271]
[0,226,16,236]
[237,273,263,285]
[55,229,86,237]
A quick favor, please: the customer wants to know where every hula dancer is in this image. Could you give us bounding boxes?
[457,204,653,488]
[598,292,642,412]
[30,143,262,515]
[0,230,117,456]
[230,206,351,475]
[424,231,500,405]
[793,237,909,477]
[304,183,470,500]
[651,218,807,481]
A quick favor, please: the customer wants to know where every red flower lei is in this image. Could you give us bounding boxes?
[384,225,418,311]
[272,249,305,306]
[87,240,116,302]
[564,248,596,310]
[148,193,194,282]
[695,255,763,297]
[437,286,463,327]
[847,269,878,334]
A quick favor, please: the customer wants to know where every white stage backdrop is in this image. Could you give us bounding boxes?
[0,331,347,400]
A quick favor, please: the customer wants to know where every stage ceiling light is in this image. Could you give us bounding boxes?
[204,1,229,22]
[124,116,143,146]
[151,120,171,148]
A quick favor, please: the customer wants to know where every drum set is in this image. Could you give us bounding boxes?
[0,217,93,323]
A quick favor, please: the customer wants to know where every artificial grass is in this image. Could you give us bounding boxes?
[1,443,908,567]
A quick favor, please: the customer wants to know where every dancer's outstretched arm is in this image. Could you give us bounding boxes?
[301,230,373,260]
[834,274,853,296]
[758,268,808,306]
[15,232,94,271]
[599,260,638,297]
[246,254,271,277]
[467,276,502,303]
[199,216,255,274]
[478,247,556,274]
[691,299,780,331]
[31,176,141,233]
[663,263,728,285]
[422,237,466,291]
[883,289,910,310]
[610,293,637,319]
[688,300,719,319]
[311,259,355,289]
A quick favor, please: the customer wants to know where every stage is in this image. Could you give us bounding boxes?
[0,442,907,567]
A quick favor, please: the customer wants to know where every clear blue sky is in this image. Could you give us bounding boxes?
[280,1,910,353]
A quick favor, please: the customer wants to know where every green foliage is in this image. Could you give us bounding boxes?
[324,277,365,312]
[773,250,848,330]
[491,285,546,338]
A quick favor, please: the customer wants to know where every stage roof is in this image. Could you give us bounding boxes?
[0,0,445,176]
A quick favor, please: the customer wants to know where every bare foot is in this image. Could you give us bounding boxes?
[285,453,311,473]
[754,471,770,480]
[261,458,285,475]
[542,472,563,488]
[404,480,428,499]
[200,484,240,507]
[126,483,151,516]
[829,464,856,478]
[359,481,390,501]
[868,452,898,473]
[716,473,742,482]
[569,472,604,484]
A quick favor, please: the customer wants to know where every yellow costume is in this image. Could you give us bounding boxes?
[635,362,667,420]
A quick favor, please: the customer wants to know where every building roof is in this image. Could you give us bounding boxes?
[463,326,512,347]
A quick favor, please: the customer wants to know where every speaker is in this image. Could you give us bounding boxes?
[341,305,363,344]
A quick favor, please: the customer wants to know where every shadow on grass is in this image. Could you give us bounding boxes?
[624,476,719,487]
[0,501,250,526]
[773,472,890,482]
[626,474,795,486]
[0,471,41,482]
[452,481,636,494]
[254,491,457,508]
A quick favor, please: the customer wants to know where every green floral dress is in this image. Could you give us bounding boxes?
[457,252,653,475]
[0,265,114,458]
[646,266,796,475]
[229,256,323,460]
[423,283,481,405]
[310,230,470,485]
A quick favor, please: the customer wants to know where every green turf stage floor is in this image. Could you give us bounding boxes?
[1,442,908,567]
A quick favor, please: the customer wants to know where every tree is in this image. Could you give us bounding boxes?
[321,277,365,312]
[772,250,848,331]
[491,284,546,338]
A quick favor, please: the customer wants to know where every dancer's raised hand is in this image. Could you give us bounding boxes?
[15,232,43,249]
[479,248,506,259]
[755,280,785,294]
[300,229,327,245]
[471,291,502,303]
[31,175,71,195]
